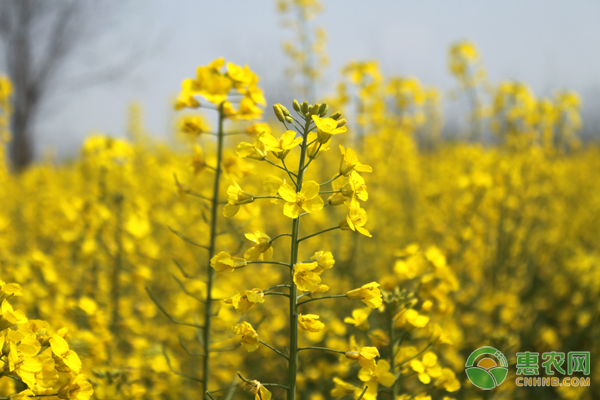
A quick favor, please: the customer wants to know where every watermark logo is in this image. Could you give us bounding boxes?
[466,348,591,389]
[465,346,509,390]
[515,351,590,387]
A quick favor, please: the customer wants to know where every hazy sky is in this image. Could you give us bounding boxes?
[34,0,600,158]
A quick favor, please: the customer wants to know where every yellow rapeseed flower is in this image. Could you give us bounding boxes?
[345,346,380,373]
[232,322,260,352]
[50,334,82,374]
[293,262,322,292]
[395,308,430,331]
[244,380,272,400]
[339,145,373,176]
[340,198,371,237]
[312,115,347,143]
[177,115,210,137]
[224,289,265,314]
[223,182,255,218]
[244,231,273,261]
[298,314,325,332]
[278,181,324,218]
[310,251,335,273]
[210,251,247,275]
[346,282,382,308]
[344,307,371,331]
[57,374,94,400]
[259,130,303,160]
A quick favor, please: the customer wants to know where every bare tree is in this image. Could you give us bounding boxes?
[0,0,139,170]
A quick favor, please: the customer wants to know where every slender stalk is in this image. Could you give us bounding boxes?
[269,233,292,244]
[265,158,297,178]
[282,159,298,188]
[203,102,226,393]
[387,303,398,398]
[109,194,124,362]
[287,116,310,400]
[247,261,291,268]
[260,340,290,360]
[264,284,291,292]
[255,196,284,200]
[320,173,342,187]
[298,226,340,243]
[298,346,345,355]
[264,292,290,298]
[298,294,347,306]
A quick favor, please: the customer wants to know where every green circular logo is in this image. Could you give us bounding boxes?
[465,346,509,390]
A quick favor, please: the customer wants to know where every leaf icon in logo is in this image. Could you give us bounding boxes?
[466,368,496,389]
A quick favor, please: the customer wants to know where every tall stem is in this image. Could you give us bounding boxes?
[109,194,124,363]
[287,116,310,400]
[203,103,225,394]
[387,303,398,398]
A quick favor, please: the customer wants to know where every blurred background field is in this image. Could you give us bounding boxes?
[0,1,599,400]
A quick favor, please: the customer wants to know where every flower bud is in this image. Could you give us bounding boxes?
[310,104,320,115]
[330,112,342,120]
[280,104,291,117]
[285,116,293,123]
[273,104,285,122]
[317,130,332,144]
[318,103,329,117]
[337,118,347,128]
[301,101,309,114]
[293,99,301,112]
[340,183,353,197]
[327,193,346,206]
[421,300,433,313]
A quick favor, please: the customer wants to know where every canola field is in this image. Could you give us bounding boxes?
[0,5,598,400]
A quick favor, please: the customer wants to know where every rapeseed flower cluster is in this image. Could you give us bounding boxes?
[0,36,597,400]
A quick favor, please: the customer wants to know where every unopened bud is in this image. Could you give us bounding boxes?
[301,101,309,114]
[337,118,347,127]
[328,193,346,206]
[273,104,285,122]
[421,300,433,313]
[285,116,293,123]
[330,112,342,120]
[318,103,329,117]
[280,105,291,117]
[310,104,320,115]
[292,99,301,112]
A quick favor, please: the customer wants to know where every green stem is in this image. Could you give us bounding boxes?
[298,346,345,355]
[303,143,322,170]
[282,159,298,188]
[396,340,436,368]
[387,304,398,398]
[247,261,291,268]
[265,158,298,178]
[264,284,291,292]
[269,233,292,244]
[298,294,347,306]
[109,194,124,362]
[260,340,290,360]
[203,102,226,393]
[287,115,311,400]
[320,173,342,187]
[298,226,340,243]
[255,196,284,200]
[264,292,290,298]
